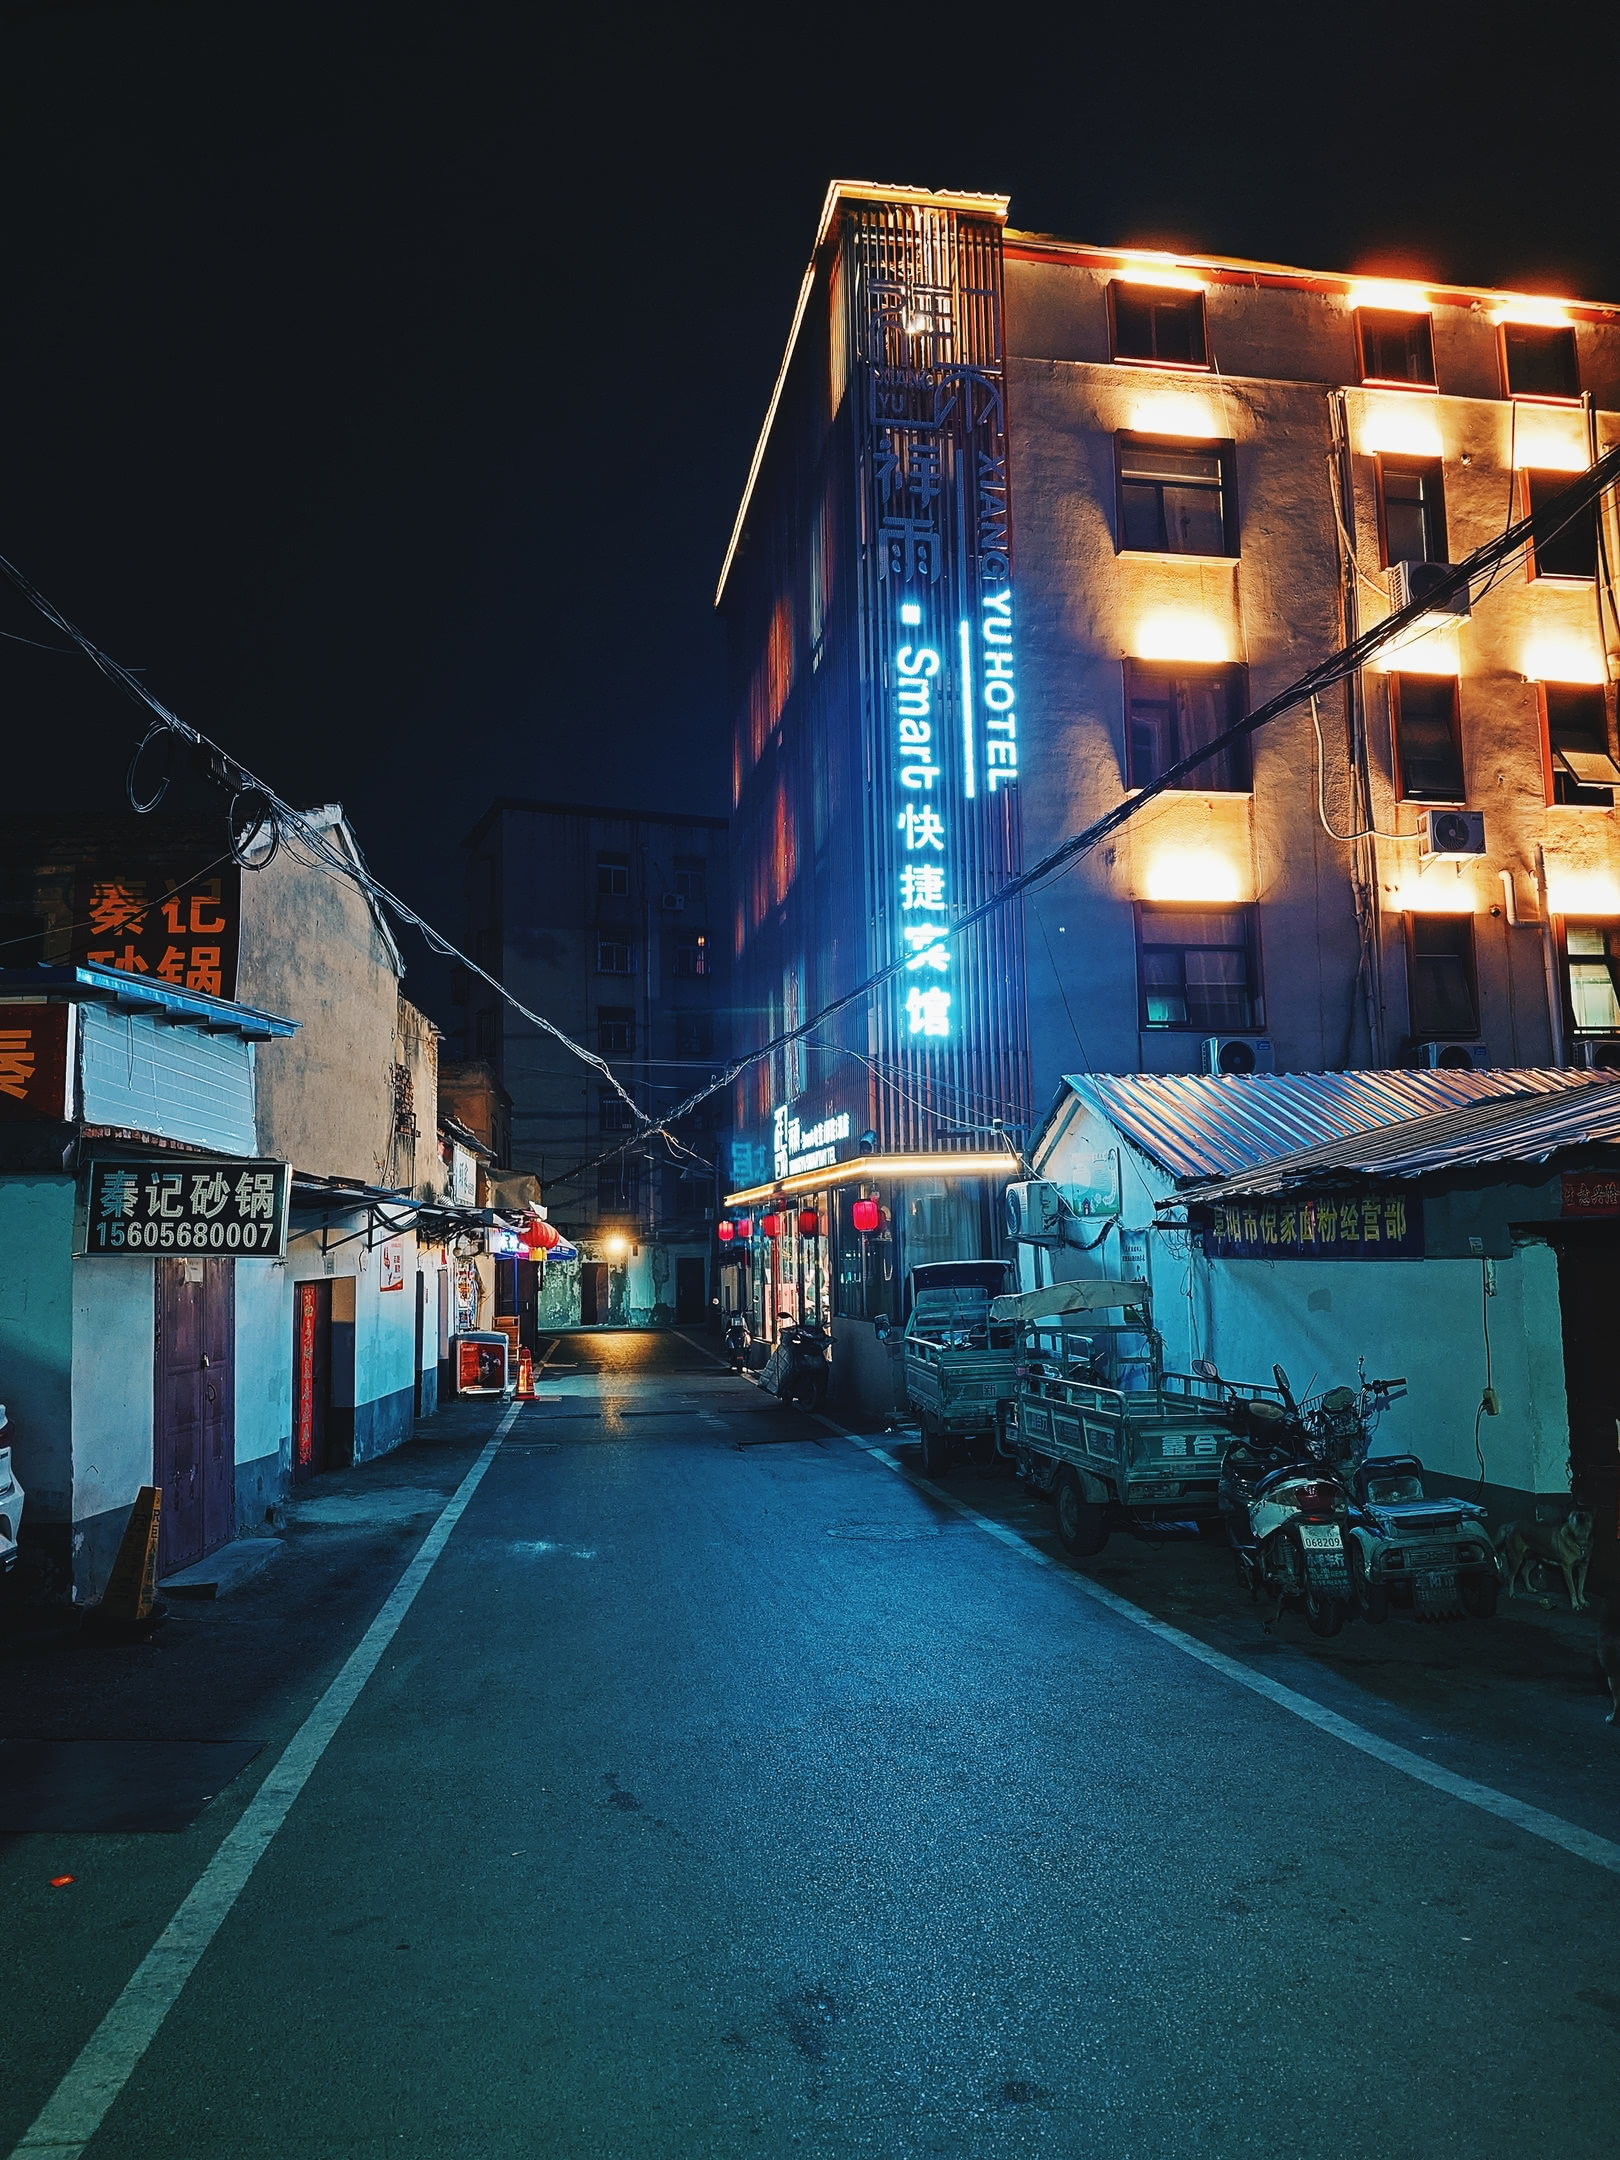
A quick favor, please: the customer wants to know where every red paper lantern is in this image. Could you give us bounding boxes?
[760,1211,782,1239]
[797,1207,819,1237]
[531,1217,561,1251]
[735,1217,754,1240]
[717,1219,735,1243]
[851,1197,881,1234]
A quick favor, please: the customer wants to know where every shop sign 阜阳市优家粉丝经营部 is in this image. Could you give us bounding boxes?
[1201,1189,1423,1261]
[78,1157,291,1258]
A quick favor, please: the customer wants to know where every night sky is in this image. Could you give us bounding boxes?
[5,4,1619,1037]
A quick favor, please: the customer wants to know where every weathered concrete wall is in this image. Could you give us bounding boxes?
[238,822,403,1183]
[395,996,445,1201]
[69,1256,155,1600]
[0,1178,76,1537]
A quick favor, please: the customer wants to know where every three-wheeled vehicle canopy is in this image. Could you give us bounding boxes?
[988,1279,1149,1326]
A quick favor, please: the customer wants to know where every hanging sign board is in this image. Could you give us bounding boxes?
[1200,1188,1423,1261]
[79,1156,291,1257]
[0,1004,71,1121]
[1561,1171,1620,1217]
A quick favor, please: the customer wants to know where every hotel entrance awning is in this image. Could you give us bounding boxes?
[723,1150,1018,1209]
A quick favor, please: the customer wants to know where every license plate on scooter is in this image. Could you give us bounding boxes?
[1418,1568,1456,1594]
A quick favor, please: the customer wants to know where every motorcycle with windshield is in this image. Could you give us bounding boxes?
[1214,1361,1406,1638]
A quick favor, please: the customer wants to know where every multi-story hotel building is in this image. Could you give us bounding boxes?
[718,181,1620,1341]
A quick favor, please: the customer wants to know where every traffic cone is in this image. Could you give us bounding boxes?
[87,1486,165,1638]
[516,1347,535,1399]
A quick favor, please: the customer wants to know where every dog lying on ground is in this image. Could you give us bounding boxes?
[1599,1596,1620,1727]
[1495,1509,1595,1611]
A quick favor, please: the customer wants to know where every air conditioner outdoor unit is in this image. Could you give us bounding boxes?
[1389,558,1471,621]
[1423,1041,1491,1071]
[1005,1179,1066,1245]
[1418,809,1486,862]
[1201,1036,1275,1076]
[660,893,686,913]
[1577,1038,1620,1071]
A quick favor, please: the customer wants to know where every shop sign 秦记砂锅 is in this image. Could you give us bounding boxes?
[79,1157,291,1257]
[1201,1189,1422,1261]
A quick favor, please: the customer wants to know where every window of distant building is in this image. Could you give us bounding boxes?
[1502,323,1580,402]
[596,851,630,896]
[1357,309,1435,387]
[597,1006,634,1055]
[1390,674,1465,802]
[1136,904,1262,1032]
[675,1011,714,1058]
[599,1089,634,1133]
[673,856,707,902]
[597,936,633,974]
[1377,457,1447,565]
[1565,925,1620,1036]
[597,1161,640,1216]
[1125,662,1250,793]
[1407,915,1478,1040]
[1115,435,1236,556]
[1524,469,1598,580]
[1109,282,1208,368]
[1542,684,1620,807]
[474,1008,500,1063]
[673,934,711,979]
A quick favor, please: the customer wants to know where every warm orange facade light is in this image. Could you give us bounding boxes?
[1132,609,1232,665]
[1346,280,1432,314]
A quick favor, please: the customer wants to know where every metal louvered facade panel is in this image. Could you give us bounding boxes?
[79,1002,258,1155]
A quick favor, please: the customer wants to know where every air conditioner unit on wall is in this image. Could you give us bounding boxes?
[1419,809,1486,862]
[1005,1180,1066,1245]
[1201,1036,1275,1076]
[1423,1041,1491,1071]
[1577,1039,1620,1071]
[1389,558,1471,621]
[660,893,686,913]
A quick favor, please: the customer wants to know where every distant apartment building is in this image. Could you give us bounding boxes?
[718,180,1620,1336]
[461,800,731,1324]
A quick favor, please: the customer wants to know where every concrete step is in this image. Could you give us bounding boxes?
[160,1538,283,1600]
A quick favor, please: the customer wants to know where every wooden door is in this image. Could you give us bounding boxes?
[676,1257,706,1323]
[292,1279,332,1480]
[580,1262,606,1325]
[155,1257,235,1575]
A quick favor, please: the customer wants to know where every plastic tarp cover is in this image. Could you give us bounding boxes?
[988,1279,1150,1325]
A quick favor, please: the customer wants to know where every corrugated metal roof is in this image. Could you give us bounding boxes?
[1166,1081,1620,1202]
[1053,1069,1602,1183]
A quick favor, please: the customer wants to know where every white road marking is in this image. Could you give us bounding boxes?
[840,1428,1620,1882]
[9,1403,524,2160]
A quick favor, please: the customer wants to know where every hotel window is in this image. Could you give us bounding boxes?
[596,850,630,896]
[1377,457,1447,566]
[599,1089,634,1133]
[1109,283,1207,367]
[596,936,633,974]
[1408,916,1478,1040]
[675,1011,714,1058]
[1116,435,1236,556]
[1565,926,1620,1035]
[1502,323,1579,402]
[1136,904,1262,1032]
[673,855,707,902]
[673,933,711,979]
[1544,684,1620,806]
[597,1006,634,1054]
[1390,674,1464,802]
[1525,470,1598,580]
[1358,309,1435,386]
[1126,662,1250,793]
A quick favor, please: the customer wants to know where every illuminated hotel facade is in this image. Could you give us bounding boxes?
[718,181,1620,1335]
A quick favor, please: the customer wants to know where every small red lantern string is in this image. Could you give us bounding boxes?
[797,1207,819,1237]
[851,1197,881,1234]
[760,1211,782,1239]
[717,1220,735,1243]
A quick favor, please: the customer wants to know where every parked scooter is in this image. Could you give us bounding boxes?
[723,1313,752,1373]
[1217,1363,1403,1637]
[759,1321,831,1411]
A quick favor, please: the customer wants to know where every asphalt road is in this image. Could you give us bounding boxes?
[4,1329,1619,2158]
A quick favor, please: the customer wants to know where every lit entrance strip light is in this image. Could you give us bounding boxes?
[724,1150,1020,1210]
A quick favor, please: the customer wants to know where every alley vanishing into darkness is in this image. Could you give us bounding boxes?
[4,1331,1620,2159]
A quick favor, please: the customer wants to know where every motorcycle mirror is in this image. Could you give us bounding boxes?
[1272,1362,1297,1407]
[1191,1358,1218,1381]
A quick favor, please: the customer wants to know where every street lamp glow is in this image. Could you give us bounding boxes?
[603,1234,629,1259]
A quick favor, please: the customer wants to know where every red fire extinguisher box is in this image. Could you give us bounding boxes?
[452,1332,509,1395]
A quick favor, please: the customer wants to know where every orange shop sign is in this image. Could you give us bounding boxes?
[0,1005,71,1121]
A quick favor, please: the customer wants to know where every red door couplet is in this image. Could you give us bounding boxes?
[154,1257,235,1577]
[292,1279,332,1480]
